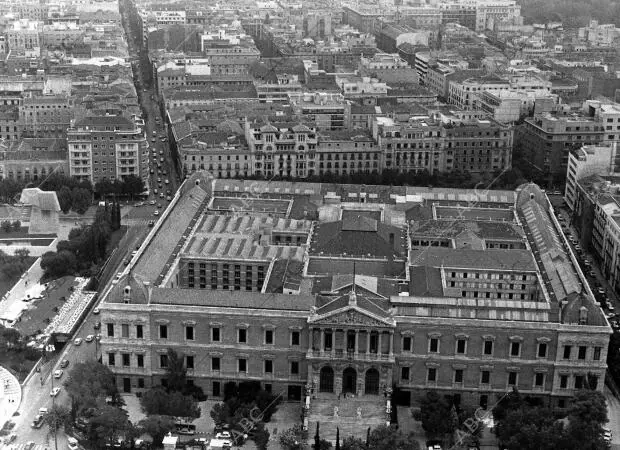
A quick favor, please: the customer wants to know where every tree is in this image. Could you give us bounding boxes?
[495,405,566,450]
[41,250,77,279]
[138,415,176,447]
[71,187,92,214]
[57,186,73,213]
[88,405,131,448]
[122,175,145,197]
[164,348,187,392]
[43,404,71,449]
[367,425,421,450]
[317,438,332,450]
[279,424,308,450]
[63,361,118,418]
[14,248,30,260]
[140,387,200,421]
[210,402,230,426]
[253,422,270,450]
[413,391,455,438]
[11,220,20,231]
[565,390,609,450]
[341,437,366,450]
[1,220,11,232]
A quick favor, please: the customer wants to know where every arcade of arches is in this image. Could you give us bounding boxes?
[313,364,388,396]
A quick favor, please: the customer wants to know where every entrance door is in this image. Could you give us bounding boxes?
[342,367,357,394]
[320,366,335,393]
[123,377,131,393]
[364,368,380,395]
[288,385,302,401]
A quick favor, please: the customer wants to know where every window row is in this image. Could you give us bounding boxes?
[408,367,549,389]
[105,322,301,346]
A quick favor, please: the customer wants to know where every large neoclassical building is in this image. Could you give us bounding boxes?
[98,174,610,415]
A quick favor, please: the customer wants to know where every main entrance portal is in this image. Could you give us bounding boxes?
[342,367,357,394]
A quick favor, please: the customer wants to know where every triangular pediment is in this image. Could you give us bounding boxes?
[308,306,394,327]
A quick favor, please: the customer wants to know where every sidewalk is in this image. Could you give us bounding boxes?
[0,365,21,430]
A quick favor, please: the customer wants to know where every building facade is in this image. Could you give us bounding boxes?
[67,115,148,185]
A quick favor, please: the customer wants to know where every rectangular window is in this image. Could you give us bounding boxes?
[563,345,572,359]
[454,369,463,383]
[138,378,145,388]
[238,328,247,343]
[291,331,300,346]
[535,373,544,387]
[137,354,144,368]
[483,340,493,355]
[578,346,587,360]
[211,357,220,371]
[575,375,584,389]
[456,339,466,354]
[212,327,220,342]
[186,356,194,369]
[107,323,114,337]
[160,354,168,368]
[159,325,168,339]
[429,338,439,353]
[401,367,410,380]
[560,375,568,388]
[427,368,437,382]
[403,336,412,351]
[108,353,115,366]
[136,325,143,339]
[510,342,521,357]
[265,329,274,345]
[538,343,547,358]
[594,346,602,361]
[121,324,129,338]
[508,371,518,386]
[290,361,299,375]
[122,353,130,367]
[481,370,490,384]
[264,360,273,373]
[238,359,247,373]
[186,326,194,341]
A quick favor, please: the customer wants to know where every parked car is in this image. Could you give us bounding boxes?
[53,369,63,379]
[31,415,44,428]
[153,211,159,216]
[94,321,101,330]
[74,338,82,346]
[85,335,94,343]
[50,387,61,397]
[60,359,69,368]
[93,307,100,315]
[148,220,155,227]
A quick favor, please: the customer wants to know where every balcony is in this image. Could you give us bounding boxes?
[307,349,394,363]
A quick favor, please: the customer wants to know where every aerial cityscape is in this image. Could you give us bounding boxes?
[0,0,617,449]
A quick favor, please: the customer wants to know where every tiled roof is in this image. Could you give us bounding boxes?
[411,219,524,241]
[561,293,607,326]
[409,247,536,272]
[311,219,405,258]
[150,287,314,311]
[409,266,444,296]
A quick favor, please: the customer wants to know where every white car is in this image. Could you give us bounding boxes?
[216,432,232,440]
[74,338,82,346]
[53,370,63,379]
[50,387,61,397]
[85,335,94,343]
[93,307,100,315]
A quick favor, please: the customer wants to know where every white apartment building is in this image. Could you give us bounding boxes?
[565,143,619,211]
[475,0,522,31]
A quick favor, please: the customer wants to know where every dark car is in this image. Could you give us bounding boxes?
[94,322,101,330]
[60,359,70,368]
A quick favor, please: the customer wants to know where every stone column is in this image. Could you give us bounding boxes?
[331,329,336,358]
[308,328,314,353]
[354,329,359,357]
[366,330,371,358]
[319,328,325,354]
[389,332,394,357]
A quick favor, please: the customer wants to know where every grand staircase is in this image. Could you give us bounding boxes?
[307,394,387,443]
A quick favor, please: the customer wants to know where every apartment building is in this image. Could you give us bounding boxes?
[67,115,148,185]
